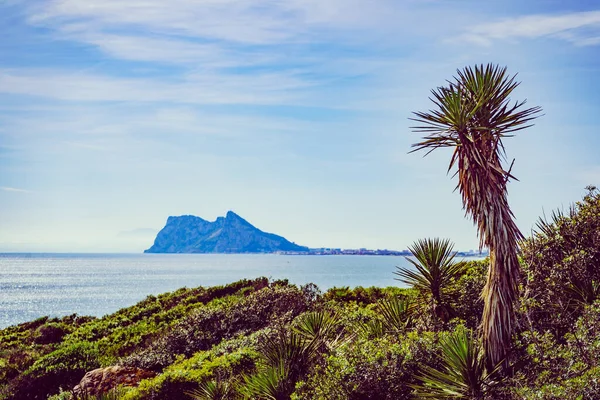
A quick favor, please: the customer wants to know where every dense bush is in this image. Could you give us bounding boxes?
[513,301,600,398]
[293,332,440,399]
[447,259,487,329]
[34,323,69,345]
[520,187,600,336]
[122,284,310,371]
[7,342,100,400]
[123,348,256,400]
[322,286,412,305]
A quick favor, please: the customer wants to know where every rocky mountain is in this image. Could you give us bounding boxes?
[144,211,309,253]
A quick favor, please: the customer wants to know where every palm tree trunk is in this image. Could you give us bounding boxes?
[482,247,520,368]
[458,141,523,369]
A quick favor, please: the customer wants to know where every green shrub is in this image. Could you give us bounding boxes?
[7,341,100,400]
[34,322,69,345]
[513,366,600,400]
[446,259,487,329]
[323,286,407,304]
[123,285,309,371]
[122,348,256,400]
[514,301,600,397]
[293,331,440,399]
[520,187,600,336]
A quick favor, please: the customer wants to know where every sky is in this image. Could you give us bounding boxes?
[0,0,599,252]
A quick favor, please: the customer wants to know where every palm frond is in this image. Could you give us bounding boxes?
[353,318,386,340]
[534,206,576,238]
[240,364,287,400]
[258,330,318,373]
[377,297,413,334]
[566,277,600,307]
[294,310,349,351]
[246,329,322,400]
[413,327,502,399]
[186,379,238,400]
[395,238,466,304]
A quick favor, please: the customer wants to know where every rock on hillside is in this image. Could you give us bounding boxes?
[144,211,309,253]
[73,366,156,397]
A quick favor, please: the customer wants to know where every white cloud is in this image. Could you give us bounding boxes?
[1,186,30,193]
[26,0,424,45]
[74,33,283,67]
[458,10,600,46]
[117,228,157,237]
[0,68,310,104]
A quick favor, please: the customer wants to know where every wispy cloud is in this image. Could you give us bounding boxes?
[0,68,311,104]
[1,186,30,193]
[0,0,477,112]
[27,0,429,45]
[117,228,157,237]
[458,10,600,46]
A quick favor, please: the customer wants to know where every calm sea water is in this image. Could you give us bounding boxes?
[0,253,425,329]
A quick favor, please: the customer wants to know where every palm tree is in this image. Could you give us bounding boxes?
[410,64,541,368]
[395,238,466,323]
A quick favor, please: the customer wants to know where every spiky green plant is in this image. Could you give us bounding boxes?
[240,364,288,400]
[293,311,342,349]
[395,238,466,323]
[414,327,501,399]
[187,379,238,400]
[566,277,600,307]
[410,64,542,367]
[377,297,413,333]
[241,330,320,399]
[258,330,319,374]
[354,318,386,339]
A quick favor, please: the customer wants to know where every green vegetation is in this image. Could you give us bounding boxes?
[1,187,599,399]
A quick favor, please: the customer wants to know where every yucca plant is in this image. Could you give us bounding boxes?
[241,329,320,399]
[414,327,502,399]
[395,238,466,324]
[566,276,600,307]
[377,297,413,333]
[240,364,288,400]
[259,330,320,374]
[187,379,239,400]
[410,64,542,368]
[534,208,574,238]
[293,311,343,349]
[354,318,386,339]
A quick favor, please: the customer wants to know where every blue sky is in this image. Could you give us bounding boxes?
[1,0,599,252]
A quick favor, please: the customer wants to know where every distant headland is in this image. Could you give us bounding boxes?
[144,211,309,254]
[145,211,487,256]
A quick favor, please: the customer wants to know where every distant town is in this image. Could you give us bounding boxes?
[277,248,489,257]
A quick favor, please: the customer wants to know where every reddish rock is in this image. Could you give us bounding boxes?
[73,366,156,397]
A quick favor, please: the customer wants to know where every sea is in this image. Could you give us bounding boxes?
[0,253,480,329]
